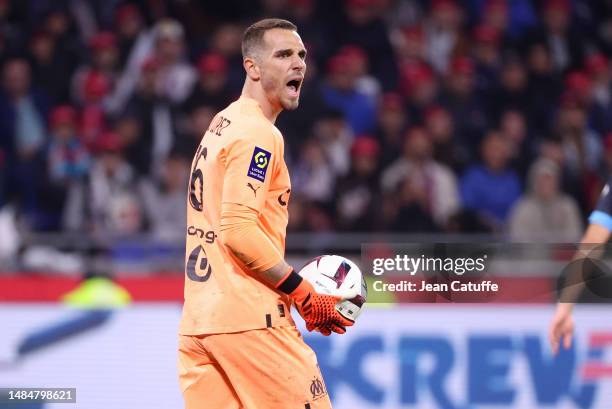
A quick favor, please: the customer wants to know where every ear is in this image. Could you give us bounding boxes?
[244,57,261,81]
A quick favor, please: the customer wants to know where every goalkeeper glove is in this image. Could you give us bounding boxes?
[277,269,354,336]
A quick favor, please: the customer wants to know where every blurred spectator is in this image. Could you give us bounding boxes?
[63,131,143,235]
[585,53,612,134]
[401,61,439,119]
[498,109,534,180]
[564,70,604,133]
[525,41,561,132]
[471,24,502,94]
[335,136,381,231]
[424,104,470,171]
[394,26,427,68]
[139,151,189,240]
[0,58,47,157]
[320,52,376,134]
[441,56,488,148]
[78,70,111,149]
[333,0,398,90]
[107,17,195,114]
[114,4,146,67]
[113,113,144,173]
[587,53,611,107]
[46,105,90,184]
[28,30,71,104]
[0,0,26,56]
[0,58,48,221]
[288,197,335,233]
[478,0,537,41]
[479,0,508,36]
[286,0,331,67]
[556,93,602,181]
[488,54,529,118]
[338,44,380,100]
[529,0,584,73]
[425,0,465,74]
[381,126,459,227]
[80,101,108,148]
[41,7,80,84]
[508,158,582,241]
[537,135,581,207]
[208,23,245,96]
[183,52,232,112]
[39,105,90,230]
[374,92,408,165]
[386,170,439,232]
[460,130,521,229]
[71,31,119,105]
[175,104,216,158]
[124,57,178,176]
[150,19,196,104]
[292,138,335,202]
[106,4,155,114]
[310,109,352,177]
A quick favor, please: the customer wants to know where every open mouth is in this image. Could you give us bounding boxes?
[286,79,302,97]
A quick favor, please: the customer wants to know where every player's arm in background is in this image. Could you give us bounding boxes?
[549,182,612,354]
[218,129,355,335]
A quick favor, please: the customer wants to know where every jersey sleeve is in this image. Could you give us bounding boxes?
[219,125,284,273]
[589,179,612,231]
[221,126,277,212]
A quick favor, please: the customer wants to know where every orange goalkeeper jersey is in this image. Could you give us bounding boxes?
[179,97,295,335]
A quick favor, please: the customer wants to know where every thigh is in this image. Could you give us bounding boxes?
[178,334,242,409]
[205,326,332,409]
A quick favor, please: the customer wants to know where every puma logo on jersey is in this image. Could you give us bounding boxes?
[278,188,291,206]
[247,182,261,197]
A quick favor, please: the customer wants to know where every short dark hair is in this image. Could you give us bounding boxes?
[241,18,297,59]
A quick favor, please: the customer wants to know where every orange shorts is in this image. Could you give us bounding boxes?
[178,326,332,409]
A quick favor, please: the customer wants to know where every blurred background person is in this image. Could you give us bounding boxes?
[63,131,143,236]
[508,157,582,241]
[381,126,459,229]
[374,92,408,165]
[183,51,233,113]
[39,105,90,231]
[139,150,189,241]
[0,58,48,226]
[460,130,521,231]
[335,136,382,231]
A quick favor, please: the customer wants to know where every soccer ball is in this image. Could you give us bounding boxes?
[297,255,367,322]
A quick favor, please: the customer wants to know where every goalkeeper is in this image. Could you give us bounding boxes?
[178,19,354,409]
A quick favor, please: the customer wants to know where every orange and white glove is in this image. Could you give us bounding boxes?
[276,269,354,336]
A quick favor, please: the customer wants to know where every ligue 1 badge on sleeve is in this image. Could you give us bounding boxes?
[247,146,271,182]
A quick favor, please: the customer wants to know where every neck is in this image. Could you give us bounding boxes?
[241,80,282,123]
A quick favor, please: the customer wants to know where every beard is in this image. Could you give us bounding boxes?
[281,96,300,111]
[261,73,300,111]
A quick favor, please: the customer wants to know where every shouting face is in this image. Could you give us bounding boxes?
[252,28,307,111]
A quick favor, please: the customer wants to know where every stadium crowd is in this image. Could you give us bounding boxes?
[0,0,611,242]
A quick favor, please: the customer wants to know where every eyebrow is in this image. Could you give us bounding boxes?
[273,48,307,58]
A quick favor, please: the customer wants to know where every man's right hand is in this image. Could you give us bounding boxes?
[549,303,575,355]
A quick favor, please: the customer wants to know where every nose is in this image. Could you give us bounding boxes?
[291,55,306,72]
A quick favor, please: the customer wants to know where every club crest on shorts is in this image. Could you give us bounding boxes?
[309,376,327,400]
[247,146,271,182]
